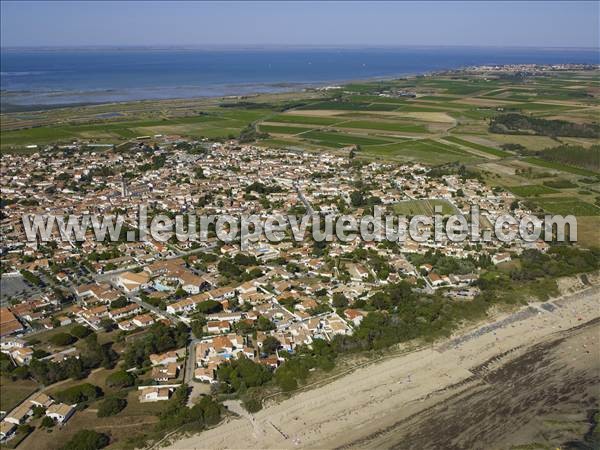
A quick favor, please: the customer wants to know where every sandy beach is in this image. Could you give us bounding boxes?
[164,283,600,450]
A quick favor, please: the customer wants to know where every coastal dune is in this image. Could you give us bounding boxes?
[164,286,600,450]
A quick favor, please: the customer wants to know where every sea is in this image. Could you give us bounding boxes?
[1,46,598,111]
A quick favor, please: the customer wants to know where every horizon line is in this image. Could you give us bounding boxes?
[2,44,600,51]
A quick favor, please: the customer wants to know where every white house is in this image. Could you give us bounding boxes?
[139,386,172,402]
[46,403,76,424]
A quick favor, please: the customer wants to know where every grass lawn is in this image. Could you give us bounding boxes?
[0,377,38,412]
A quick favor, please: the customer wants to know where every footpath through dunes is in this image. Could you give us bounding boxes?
[163,286,600,450]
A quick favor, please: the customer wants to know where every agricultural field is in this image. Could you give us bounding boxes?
[531,197,600,216]
[522,157,598,177]
[506,184,558,196]
[2,69,599,187]
[441,136,511,158]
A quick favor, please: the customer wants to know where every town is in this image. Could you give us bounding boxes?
[0,136,557,433]
[0,136,597,448]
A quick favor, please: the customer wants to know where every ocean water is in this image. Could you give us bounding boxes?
[1,47,598,109]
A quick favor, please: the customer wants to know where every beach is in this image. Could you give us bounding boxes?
[164,282,600,450]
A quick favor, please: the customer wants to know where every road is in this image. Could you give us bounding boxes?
[293,183,314,215]
[124,291,183,324]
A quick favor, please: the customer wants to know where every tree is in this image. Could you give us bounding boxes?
[191,318,206,339]
[99,318,115,332]
[61,430,109,450]
[50,332,77,347]
[123,322,189,369]
[55,383,103,404]
[41,416,55,428]
[217,357,272,392]
[106,370,135,389]
[277,372,298,392]
[332,293,349,308]
[196,300,222,315]
[70,324,92,339]
[109,297,129,310]
[97,397,127,417]
[242,396,262,413]
[32,405,45,418]
[350,190,365,207]
[256,316,275,331]
[262,336,281,355]
[197,395,221,426]
[11,366,29,380]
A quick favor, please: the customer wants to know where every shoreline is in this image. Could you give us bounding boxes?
[0,71,414,114]
[3,58,597,114]
[163,283,600,450]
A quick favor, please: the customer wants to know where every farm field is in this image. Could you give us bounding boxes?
[2,70,599,207]
[393,199,458,216]
[522,157,598,177]
[529,197,600,216]
[506,184,559,196]
[441,135,511,158]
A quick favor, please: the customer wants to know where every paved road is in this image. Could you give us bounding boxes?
[126,292,183,324]
[294,183,314,215]
[183,337,201,383]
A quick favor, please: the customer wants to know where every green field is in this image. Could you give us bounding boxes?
[523,157,598,177]
[530,197,600,216]
[507,184,558,196]
[393,199,458,216]
[298,101,400,111]
[266,114,341,126]
[1,114,251,148]
[364,139,483,164]
[3,69,599,186]
[301,130,395,146]
[442,136,511,157]
[336,120,429,133]
[258,124,315,134]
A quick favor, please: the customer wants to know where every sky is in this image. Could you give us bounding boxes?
[1,1,598,48]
